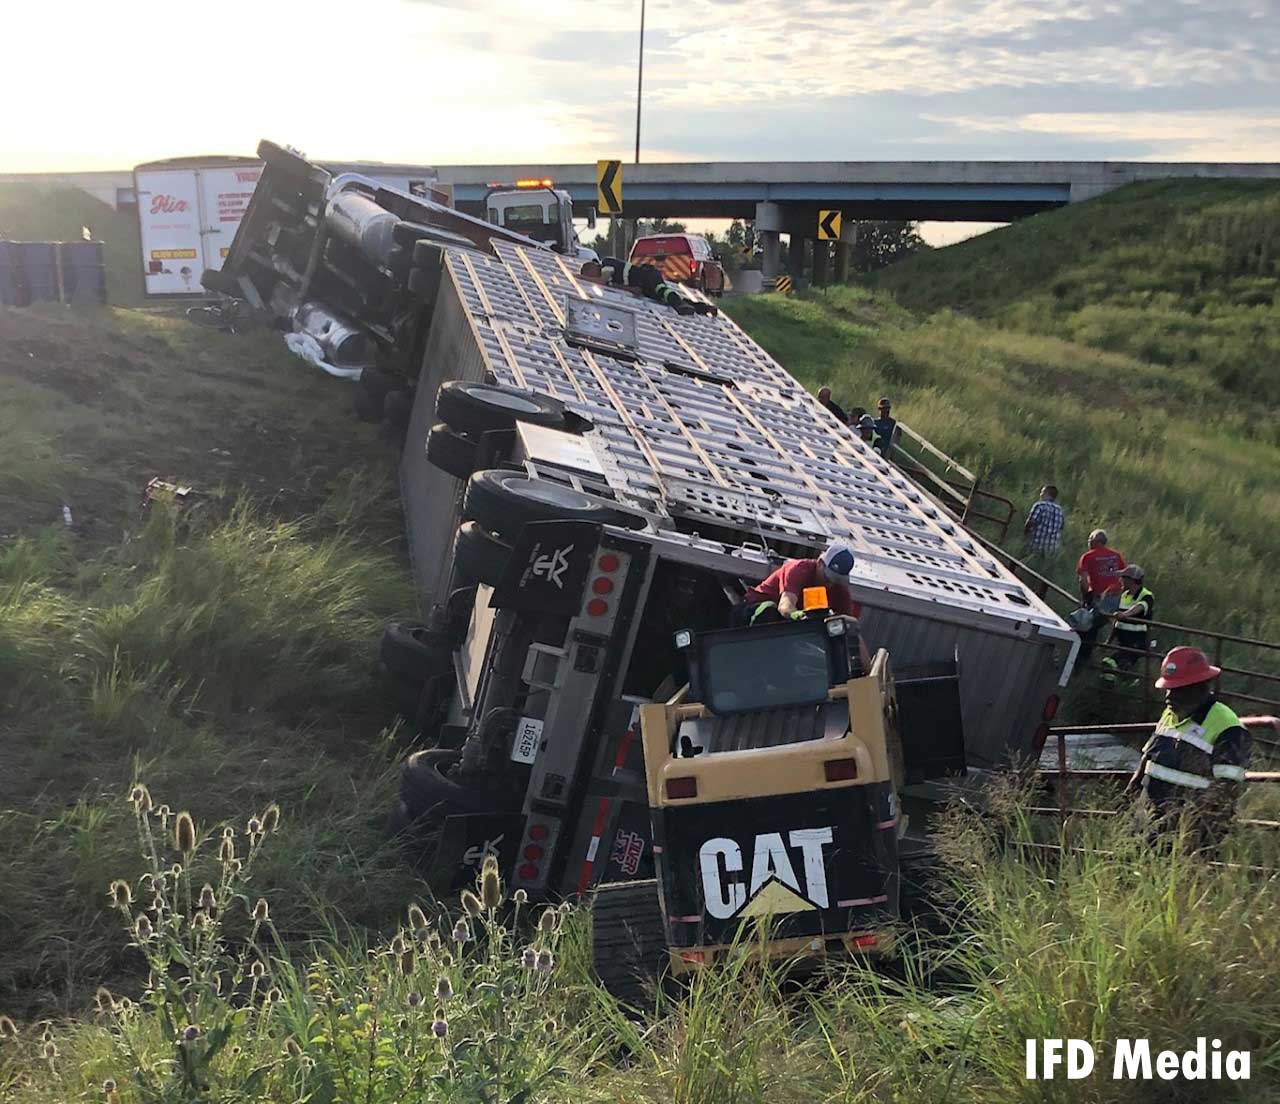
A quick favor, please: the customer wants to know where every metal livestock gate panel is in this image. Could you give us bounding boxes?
[442,241,1068,641]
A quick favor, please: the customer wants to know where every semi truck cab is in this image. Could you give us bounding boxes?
[485,181,597,262]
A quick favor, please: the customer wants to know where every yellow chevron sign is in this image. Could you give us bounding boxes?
[818,210,842,241]
[596,160,622,214]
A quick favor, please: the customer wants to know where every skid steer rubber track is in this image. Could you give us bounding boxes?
[591,879,667,1010]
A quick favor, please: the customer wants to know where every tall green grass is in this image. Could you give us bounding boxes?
[869,180,1280,403]
[0,497,418,1017]
[8,784,1278,1102]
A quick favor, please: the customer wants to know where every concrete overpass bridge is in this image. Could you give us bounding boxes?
[429,159,1280,279]
[6,158,1279,281]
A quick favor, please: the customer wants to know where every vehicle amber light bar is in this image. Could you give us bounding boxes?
[515,178,554,188]
[665,776,698,799]
[803,586,829,611]
[823,758,858,782]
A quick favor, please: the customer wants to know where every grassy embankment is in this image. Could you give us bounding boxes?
[0,297,423,1021]
[725,180,1280,657]
[3,181,1280,1101]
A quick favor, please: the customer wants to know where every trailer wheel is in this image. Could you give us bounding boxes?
[426,422,478,480]
[401,749,511,817]
[435,380,566,437]
[383,387,413,429]
[379,622,453,683]
[463,469,641,540]
[452,521,513,586]
[592,879,668,1010]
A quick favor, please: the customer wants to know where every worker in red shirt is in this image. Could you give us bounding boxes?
[1077,528,1126,613]
[736,541,862,625]
[1072,528,1126,671]
[734,541,872,670]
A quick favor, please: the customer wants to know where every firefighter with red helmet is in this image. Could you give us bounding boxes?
[1129,646,1250,844]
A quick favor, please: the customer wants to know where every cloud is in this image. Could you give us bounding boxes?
[923,110,1280,161]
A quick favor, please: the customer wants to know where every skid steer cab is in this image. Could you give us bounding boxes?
[592,603,905,1003]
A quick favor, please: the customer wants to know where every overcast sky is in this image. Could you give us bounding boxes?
[4,1,1278,177]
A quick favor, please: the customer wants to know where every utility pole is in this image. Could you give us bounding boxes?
[629,0,645,258]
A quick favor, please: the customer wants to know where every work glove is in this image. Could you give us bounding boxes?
[788,609,806,621]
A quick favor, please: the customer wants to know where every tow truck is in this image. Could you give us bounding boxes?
[484,179,598,262]
[213,139,1079,989]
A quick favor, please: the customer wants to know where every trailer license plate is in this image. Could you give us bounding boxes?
[511,716,544,764]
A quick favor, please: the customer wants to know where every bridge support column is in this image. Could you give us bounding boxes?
[760,232,781,280]
[834,241,850,284]
[787,233,805,281]
[754,201,783,281]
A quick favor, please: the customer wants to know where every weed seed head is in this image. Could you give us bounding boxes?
[155,804,171,824]
[218,837,235,864]
[390,932,408,956]
[0,1015,17,1039]
[199,884,216,910]
[134,914,153,941]
[175,812,197,853]
[558,901,571,915]
[537,907,559,933]
[181,1024,200,1043]
[481,869,502,911]
[41,1040,58,1060]
[513,888,528,906]
[108,880,133,909]
[129,784,152,814]
[440,951,454,968]
[191,911,209,931]
[407,991,423,1008]
[247,816,262,836]
[408,904,428,934]
[249,960,266,979]
[94,987,115,1013]
[261,805,280,834]
[460,890,483,918]
[431,1010,448,1038]
[285,1037,302,1057]
[521,947,538,970]
[452,920,472,944]
[252,898,270,922]
[536,949,555,974]
[399,949,415,977]
[266,988,282,1003]
[102,1079,117,1094]
[169,863,183,880]
[434,975,453,1001]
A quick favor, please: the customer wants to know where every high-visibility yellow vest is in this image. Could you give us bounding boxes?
[1142,700,1245,790]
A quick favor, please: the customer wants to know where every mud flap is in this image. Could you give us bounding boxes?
[430,812,525,892]
[895,660,966,782]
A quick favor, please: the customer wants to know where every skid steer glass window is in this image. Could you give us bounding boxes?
[702,634,829,714]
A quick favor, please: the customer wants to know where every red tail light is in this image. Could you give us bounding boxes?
[586,598,609,617]
[851,934,879,950]
[665,776,698,799]
[1042,695,1060,721]
[1031,723,1050,754]
[824,758,859,782]
[517,863,539,880]
[688,259,699,274]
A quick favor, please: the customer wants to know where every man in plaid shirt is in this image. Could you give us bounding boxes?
[1023,484,1065,556]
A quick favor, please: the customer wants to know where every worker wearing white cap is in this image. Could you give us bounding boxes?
[737,540,862,624]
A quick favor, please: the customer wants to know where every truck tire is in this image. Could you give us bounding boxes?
[379,622,453,683]
[453,521,512,586]
[352,382,382,422]
[462,469,640,540]
[435,380,566,437]
[400,749,510,817]
[426,422,477,480]
[383,387,413,429]
[592,879,667,1010]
